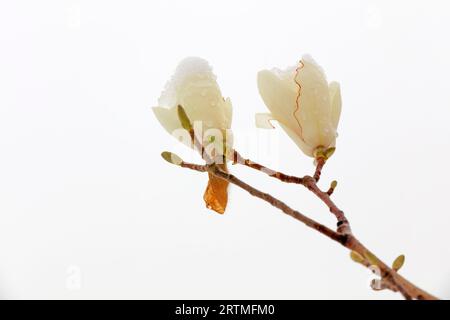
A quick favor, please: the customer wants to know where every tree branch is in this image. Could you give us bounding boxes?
[177,159,438,300]
[313,157,326,182]
[182,161,345,244]
[234,150,351,234]
[233,151,303,184]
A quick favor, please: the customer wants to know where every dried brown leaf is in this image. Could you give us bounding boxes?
[203,164,229,214]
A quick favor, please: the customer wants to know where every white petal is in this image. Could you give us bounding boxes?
[223,97,233,129]
[255,113,275,129]
[152,106,180,134]
[257,69,300,132]
[295,56,335,149]
[329,81,342,131]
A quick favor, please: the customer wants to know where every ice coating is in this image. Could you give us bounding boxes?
[152,57,232,140]
[158,57,216,107]
[268,55,326,84]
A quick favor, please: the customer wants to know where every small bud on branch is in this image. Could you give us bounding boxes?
[327,180,338,195]
[161,151,183,166]
[350,251,365,264]
[364,251,379,267]
[392,254,405,272]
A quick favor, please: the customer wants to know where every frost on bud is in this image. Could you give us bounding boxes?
[350,251,365,264]
[177,105,192,131]
[392,254,405,272]
[152,57,233,151]
[161,151,183,166]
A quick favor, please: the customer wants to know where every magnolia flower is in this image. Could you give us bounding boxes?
[256,55,341,158]
[153,57,232,146]
[152,57,232,214]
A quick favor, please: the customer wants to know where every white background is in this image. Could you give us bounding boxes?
[0,0,449,299]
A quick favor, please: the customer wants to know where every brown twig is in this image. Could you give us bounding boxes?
[233,151,303,184]
[313,157,326,182]
[182,161,346,245]
[234,150,351,234]
[232,153,438,299]
[177,159,438,300]
[180,162,208,172]
[302,175,351,235]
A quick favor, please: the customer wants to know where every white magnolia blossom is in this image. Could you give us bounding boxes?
[153,57,233,214]
[256,55,341,157]
[152,57,232,153]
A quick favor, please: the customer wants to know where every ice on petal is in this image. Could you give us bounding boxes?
[158,57,215,107]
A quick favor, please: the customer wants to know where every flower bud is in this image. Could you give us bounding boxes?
[256,55,341,157]
[152,57,232,150]
[161,151,183,166]
[392,254,405,271]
